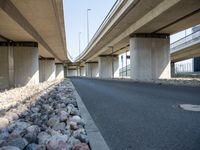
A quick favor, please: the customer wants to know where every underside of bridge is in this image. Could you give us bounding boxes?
[67,0,200,81]
[0,0,67,89]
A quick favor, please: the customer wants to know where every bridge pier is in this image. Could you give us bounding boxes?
[77,66,81,76]
[130,34,171,80]
[0,42,39,89]
[39,58,55,82]
[98,55,119,78]
[64,66,68,78]
[171,62,175,77]
[55,63,64,79]
[80,66,86,76]
[85,62,99,78]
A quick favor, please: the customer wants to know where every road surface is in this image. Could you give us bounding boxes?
[70,77,200,150]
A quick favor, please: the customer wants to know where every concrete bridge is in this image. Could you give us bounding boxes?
[67,0,200,80]
[1,0,200,89]
[171,29,200,62]
[0,0,68,89]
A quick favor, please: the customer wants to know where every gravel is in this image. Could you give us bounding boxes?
[0,79,90,150]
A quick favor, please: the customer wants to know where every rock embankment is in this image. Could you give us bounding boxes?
[0,80,90,150]
[0,80,61,111]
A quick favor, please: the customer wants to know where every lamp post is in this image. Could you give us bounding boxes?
[78,32,81,55]
[121,55,123,78]
[87,9,91,44]
[126,51,127,77]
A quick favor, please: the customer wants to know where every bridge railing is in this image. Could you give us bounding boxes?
[119,64,130,77]
[170,29,200,53]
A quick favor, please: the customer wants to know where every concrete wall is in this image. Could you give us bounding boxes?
[39,59,55,82]
[98,56,119,78]
[0,47,9,89]
[14,46,39,86]
[56,64,64,79]
[130,36,170,80]
[68,69,77,76]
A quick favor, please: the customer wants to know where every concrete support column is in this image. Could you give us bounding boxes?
[56,63,64,79]
[171,62,175,77]
[80,66,86,76]
[39,58,55,82]
[0,42,39,89]
[64,66,68,78]
[77,66,81,76]
[130,34,170,80]
[85,62,99,78]
[0,45,11,89]
[98,55,119,78]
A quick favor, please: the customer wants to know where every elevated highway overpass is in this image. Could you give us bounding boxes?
[68,0,200,80]
[0,0,68,89]
[171,29,200,62]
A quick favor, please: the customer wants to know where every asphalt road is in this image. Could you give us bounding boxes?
[70,77,200,150]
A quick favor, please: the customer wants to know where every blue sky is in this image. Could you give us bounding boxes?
[64,0,116,58]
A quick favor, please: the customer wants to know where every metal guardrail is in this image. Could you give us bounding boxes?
[119,64,130,77]
[170,30,200,53]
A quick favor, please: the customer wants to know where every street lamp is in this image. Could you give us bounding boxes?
[87,9,91,44]
[78,32,81,55]
[121,55,123,78]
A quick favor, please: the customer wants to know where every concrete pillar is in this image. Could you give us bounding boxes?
[80,66,86,76]
[171,62,175,77]
[0,46,10,89]
[64,66,68,78]
[39,58,55,82]
[130,34,170,80]
[56,63,64,79]
[85,62,99,78]
[77,66,81,76]
[98,55,119,78]
[0,42,39,89]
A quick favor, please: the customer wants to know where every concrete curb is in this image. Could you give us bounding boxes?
[68,79,110,150]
